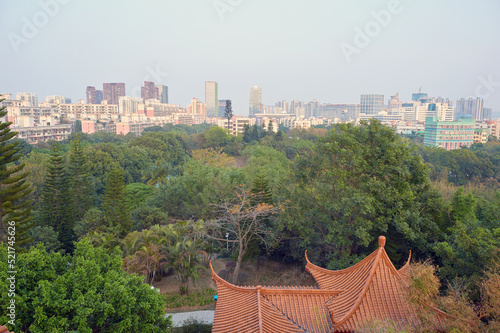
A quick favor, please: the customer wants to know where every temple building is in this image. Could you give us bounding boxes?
[210,236,445,332]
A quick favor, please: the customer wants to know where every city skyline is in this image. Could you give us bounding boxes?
[1,0,499,116]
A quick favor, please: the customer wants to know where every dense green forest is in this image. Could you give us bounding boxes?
[1,118,500,332]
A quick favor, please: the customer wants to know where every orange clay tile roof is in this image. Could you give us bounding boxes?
[0,326,13,333]
[211,236,445,333]
[305,236,438,332]
[211,261,342,332]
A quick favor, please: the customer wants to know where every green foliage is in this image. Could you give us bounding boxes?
[223,99,233,131]
[204,126,231,149]
[0,240,172,332]
[242,145,291,187]
[39,143,75,253]
[125,183,154,211]
[283,120,444,268]
[164,288,216,308]
[0,100,33,247]
[434,188,500,292]
[28,226,62,252]
[21,152,50,210]
[131,205,169,231]
[74,208,106,239]
[103,167,132,237]
[68,134,93,221]
[129,131,187,164]
[152,159,245,220]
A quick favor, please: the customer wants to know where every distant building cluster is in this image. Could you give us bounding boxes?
[1,83,498,148]
[248,86,498,150]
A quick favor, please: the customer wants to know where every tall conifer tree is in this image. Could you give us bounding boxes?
[39,143,75,253]
[103,166,132,237]
[0,99,33,247]
[68,134,92,221]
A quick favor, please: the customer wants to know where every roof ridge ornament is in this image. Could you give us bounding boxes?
[379,235,386,248]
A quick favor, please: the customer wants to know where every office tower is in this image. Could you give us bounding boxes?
[455,97,484,121]
[156,85,168,104]
[141,81,156,101]
[360,94,384,115]
[103,83,125,104]
[86,86,103,104]
[388,93,402,109]
[412,89,428,101]
[290,100,304,116]
[483,108,492,120]
[219,100,227,115]
[16,92,38,107]
[424,117,475,150]
[249,86,262,116]
[275,100,289,114]
[205,81,218,117]
[306,100,321,117]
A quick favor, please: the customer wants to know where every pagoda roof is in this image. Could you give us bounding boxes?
[211,236,445,332]
[0,326,13,333]
[305,236,425,331]
[210,261,342,332]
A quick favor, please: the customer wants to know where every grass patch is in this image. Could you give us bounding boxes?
[165,288,216,308]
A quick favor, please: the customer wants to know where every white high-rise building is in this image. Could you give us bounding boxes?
[455,97,484,120]
[249,86,262,116]
[205,81,218,117]
[119,96,143,114]
[16,92,38,107]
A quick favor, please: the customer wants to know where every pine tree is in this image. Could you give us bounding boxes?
[223,100,233,132]
[267,119,274,134]
[250,169,273,206]
[68,133,93,221]
[0,100,33,247]
[39,143,75,253]
[103,166,132,237]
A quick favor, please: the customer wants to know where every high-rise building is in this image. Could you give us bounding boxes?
[205,81,218,117]
[424,117,475,150]
[360,94,384,115]
[322,104,360,120]
[388,93,402,109]
[455,97,484,120]
[219,100,228,116]
[275,100,289,114]
[119,96,143,114]
[86,86,103,104]
[412,89,428,101]
[249,86,262,116]
[156,85,168,104]
[103,83,125,104]
[290,100,304,116]
[306,100,321,118]
[45,96,71,104]
[483,108,492,120]
[16,92,38,107]
[186,98,207,120]
[141,81,157,101]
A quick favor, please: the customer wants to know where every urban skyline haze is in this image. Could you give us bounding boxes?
[1,0,499,116]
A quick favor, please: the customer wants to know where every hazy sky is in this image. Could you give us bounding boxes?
[1,0,499,116]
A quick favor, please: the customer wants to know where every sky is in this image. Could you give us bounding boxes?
[1,0,499,116]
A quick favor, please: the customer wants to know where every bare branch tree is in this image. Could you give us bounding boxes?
[204,187,285,284]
